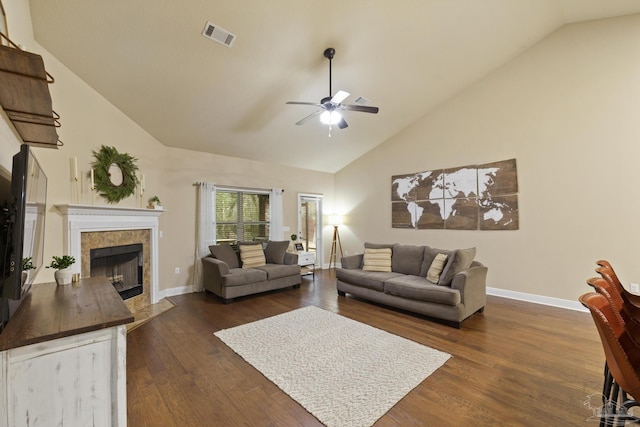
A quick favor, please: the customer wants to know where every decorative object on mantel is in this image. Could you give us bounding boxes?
[147,195,162,210]
[91,145,139,203]
[391,158,519,230]
[46,255,76,286]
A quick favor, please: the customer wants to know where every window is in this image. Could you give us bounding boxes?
[215,190,270,244]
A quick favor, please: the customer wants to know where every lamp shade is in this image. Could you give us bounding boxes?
[329,215,343,226]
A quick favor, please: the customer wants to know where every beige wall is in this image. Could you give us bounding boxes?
[336,14,640,303]
[2,1,335,291]
[6,1,640,305]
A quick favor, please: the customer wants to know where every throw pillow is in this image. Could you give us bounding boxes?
[239,244,266,269]
[264,240,289,264]
[392,244,424,276]
[438,247,476,286]
[362,248,392,272]
[209,244,240,269]
[426,253,448,284]
[420,246,453,277]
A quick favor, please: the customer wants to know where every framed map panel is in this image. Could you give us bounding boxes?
[443,166,478,199]
[392,201,414,228]
[416,170,442,201]
[478,159,518,197]
[392,174,418,202]
[479,194,519,230]
[444,198,478,230]
[417,201,445,229]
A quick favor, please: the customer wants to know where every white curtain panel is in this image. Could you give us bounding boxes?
[193,182,216,292]
[270,188,284,241]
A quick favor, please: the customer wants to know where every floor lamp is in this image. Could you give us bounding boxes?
[329,216,343,270]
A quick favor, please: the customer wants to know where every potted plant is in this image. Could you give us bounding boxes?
[46,255,76,286]
[148,195,162,209]
[22,257,35,286]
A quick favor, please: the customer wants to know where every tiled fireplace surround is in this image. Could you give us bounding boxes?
[57,204,162,312]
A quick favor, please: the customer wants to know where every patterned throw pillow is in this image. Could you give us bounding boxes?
[239,244,266,268]
[362,248,392,272]
[426,253,448,284]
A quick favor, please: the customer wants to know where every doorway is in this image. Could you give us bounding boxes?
[297,194,323,266]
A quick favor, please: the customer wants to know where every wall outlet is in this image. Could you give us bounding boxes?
[175,267,180,275]
[631,283,639,294]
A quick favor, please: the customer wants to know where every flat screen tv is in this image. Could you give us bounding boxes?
[0,144,47,331]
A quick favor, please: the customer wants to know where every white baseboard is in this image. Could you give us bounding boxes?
[487,287,587,312]
[159,285,193,300]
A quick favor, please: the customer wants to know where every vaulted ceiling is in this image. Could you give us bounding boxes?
[28,1,640,173]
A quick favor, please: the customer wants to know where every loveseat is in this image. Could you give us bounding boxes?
[336,243,487,327]
[203,241,301,303]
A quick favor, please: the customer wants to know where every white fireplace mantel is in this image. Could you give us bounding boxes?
[56,204,163,304]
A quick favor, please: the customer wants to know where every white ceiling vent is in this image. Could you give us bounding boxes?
[202,21,236,47]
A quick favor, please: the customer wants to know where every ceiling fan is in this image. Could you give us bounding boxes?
[286,47,379,131]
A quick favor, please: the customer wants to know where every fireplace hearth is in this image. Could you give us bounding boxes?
[90,243,143,300]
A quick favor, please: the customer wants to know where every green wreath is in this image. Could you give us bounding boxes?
[91,145,139,203]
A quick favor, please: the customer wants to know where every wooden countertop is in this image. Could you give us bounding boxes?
[0,276,134,351]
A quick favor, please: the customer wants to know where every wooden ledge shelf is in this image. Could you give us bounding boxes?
[0,44,60,148]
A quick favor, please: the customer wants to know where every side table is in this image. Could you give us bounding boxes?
[297,251,316,278]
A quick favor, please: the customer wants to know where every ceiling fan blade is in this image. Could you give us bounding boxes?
[342,104,379,114]
[295,111,321,125]
[287,101,322,107]
[337,117,348,129]
[331,90,350,104]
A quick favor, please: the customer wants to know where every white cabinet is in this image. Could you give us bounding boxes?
[298,251,316,277]
[0,278,133,427]
[1,326,127,426]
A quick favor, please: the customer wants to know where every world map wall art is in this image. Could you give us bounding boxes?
[392,158,518,231]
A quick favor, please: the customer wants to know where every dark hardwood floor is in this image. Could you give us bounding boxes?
[127,269,604,426]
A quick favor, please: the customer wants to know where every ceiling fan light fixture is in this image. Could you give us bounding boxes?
[320,110,342,125]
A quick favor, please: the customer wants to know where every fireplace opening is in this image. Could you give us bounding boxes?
[90,243,143,300]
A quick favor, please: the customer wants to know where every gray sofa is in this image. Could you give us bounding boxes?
[203,241,301,303]
[336,243,487,327]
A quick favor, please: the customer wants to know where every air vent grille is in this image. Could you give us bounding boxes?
[202,21,236,47]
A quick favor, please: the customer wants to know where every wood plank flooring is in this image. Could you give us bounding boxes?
[126,269,604,426]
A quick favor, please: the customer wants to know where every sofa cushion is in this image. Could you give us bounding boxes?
[239,244,266,268]
[222,268,268,287]
[209,244,240,269]
[420,246,454,277]
[426,253,448,284]
[336,268,403,292]
[254,263,300,279]
[264,240,289,264]
[439,247,476,286]
[392,244,425,276]
[384,276,461,306]
[362,248,392,272]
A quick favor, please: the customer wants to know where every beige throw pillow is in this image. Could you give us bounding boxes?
[362,248,392,272]
[239,244,266,268]
[426,253,448,283]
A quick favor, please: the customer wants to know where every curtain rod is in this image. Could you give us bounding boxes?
[192,182,283,193]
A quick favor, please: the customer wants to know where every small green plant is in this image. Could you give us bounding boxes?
[149,195,161,205]
[46,255,76,270]
[22,257,35,271]
[290,234,297,241]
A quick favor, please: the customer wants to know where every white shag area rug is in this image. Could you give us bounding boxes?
[214,306,451,427]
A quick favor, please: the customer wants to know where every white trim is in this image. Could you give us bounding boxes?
[297,193,323,266]
[487,287,587,312]
[56,204,163,304]
[160,285,193,299]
